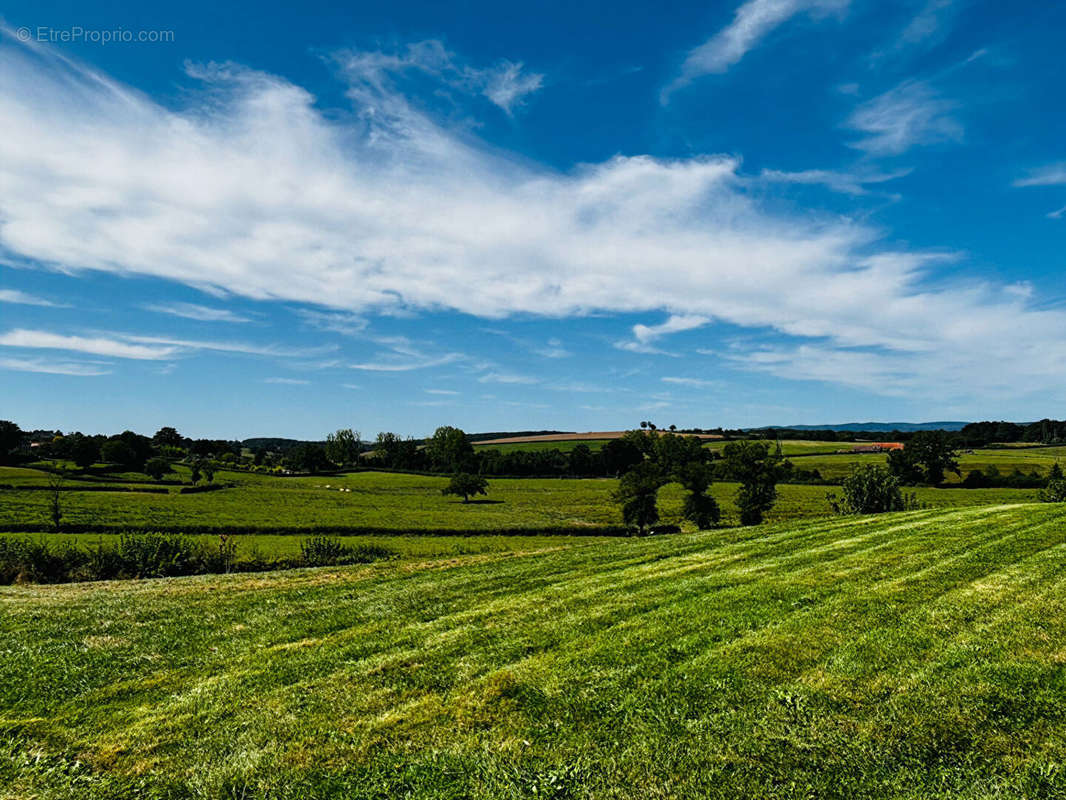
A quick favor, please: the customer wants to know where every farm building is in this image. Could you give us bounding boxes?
[851,442,904,453]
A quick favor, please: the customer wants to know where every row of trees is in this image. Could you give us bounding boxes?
[612,434,792,533]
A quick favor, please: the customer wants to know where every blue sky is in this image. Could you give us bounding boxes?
[0,0,1064,439]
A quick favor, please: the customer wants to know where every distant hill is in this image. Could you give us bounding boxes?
[242,437,325,452]
[756,421,970,433]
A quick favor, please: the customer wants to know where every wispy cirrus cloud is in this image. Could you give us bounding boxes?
[0,355,111,376]
[1013,163,1066,188]
[338,39,543,115]
[143,302,252,323]
[760,167,911,195]
[0,328,330,361]
[263,377,309,385]
[0,288,63,307]
[846,80,962,155]
[0,329,179,359]
[662,0,849,100]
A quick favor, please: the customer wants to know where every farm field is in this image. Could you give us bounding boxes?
[0,466,1039,533]
[474,438,609,453]
[3,504,1066,798]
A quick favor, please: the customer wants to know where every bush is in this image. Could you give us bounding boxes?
[115,532,203,578]
[828,464,920,515]
[299,536,394,567]
[1040,479,1066,503]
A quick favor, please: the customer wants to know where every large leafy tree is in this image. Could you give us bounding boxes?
[0,420,23,464]
[722,440,790,525]
[612,461,665,535]
[888,431,960,486]
[325,428,361,466]
[425,426,474,473]
[678,461,720,529]
[441,472,489,503]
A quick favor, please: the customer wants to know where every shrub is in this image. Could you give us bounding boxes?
[828,464,920,515]
[144,457,171,481]
[115,532,202,578]
[1040,479,1066,503]
[300,536,394,567]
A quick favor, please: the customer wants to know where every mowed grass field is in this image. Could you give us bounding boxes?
[0,466,1040,535]
[3,504,1066,798]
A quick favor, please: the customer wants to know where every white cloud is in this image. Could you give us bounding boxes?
[2,34,1066,399]
[760,167,911,195]
[0,356,111,376]
[338,39,542,115]
[846,80,962,155]
[425,388,459,395]
[478,372,539,384]
[662,376,718,388]
[626,315,711,352]
[264,377,309,385]
[297,309,369,336]
[144,302,251,322]
[1014,164,1066,188]
[663,0,848,98]
[1048,206,1066,220]
[0,329,179,359]
[0,288,61,307]
[481,61,544,115]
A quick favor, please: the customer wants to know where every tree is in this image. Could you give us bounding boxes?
[325,428,361,466]
[613,462,665,535]
[100,431,153,471]
[283,444,331,474]
[828,464,917,515]
[152,426,184,448]
[722,441,787,525]
[0,420,23,463]
[678,461,720,530]
[143,457,171,481]
[568,443,594,476]
[47,469,66,531]
[602,438,643,476]
[442,472,488,503]
[1040,479,1066,503]
[426,426,474,473]
[888,431,960,486]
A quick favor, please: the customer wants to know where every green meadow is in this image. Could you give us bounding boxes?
[0,465,1040,535]
[3,504,1066,798]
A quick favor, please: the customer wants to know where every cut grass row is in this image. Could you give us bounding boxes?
[3,503,1066,797]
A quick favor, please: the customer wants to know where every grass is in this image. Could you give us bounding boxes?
[3,503,1066,797]
[0,531,617,562]
[0,467,1040,533]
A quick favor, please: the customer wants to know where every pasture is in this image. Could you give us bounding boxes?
[3,504,1066,797]
[0,466,1040,534]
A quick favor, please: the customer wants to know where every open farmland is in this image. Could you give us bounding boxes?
[4,504,1066,798]
[0,466,1040,535]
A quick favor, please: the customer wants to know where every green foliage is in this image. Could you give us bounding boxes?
[152,426,185,448]
[426,426,475,472]
[143,457,171,481]
[299,536,394,567]
[325,428,361,466]
[1039,478,1066,502]
[441,472,489,503]
[678,461,720,529]
[828,464,920,514]
[613,462,664,534]
[99,430,153,471]
[601,437,643,476]
[283,444,331,474]
[888,431,960,486]
[0,420,23,463]
[722,440,788,525]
